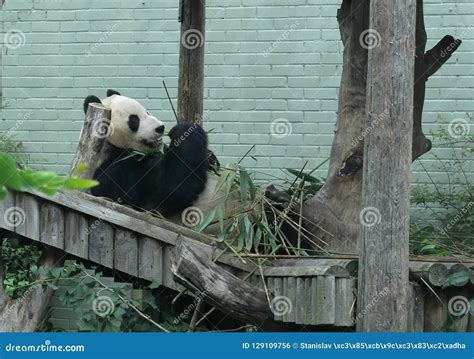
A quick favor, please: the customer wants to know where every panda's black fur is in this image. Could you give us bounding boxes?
[87,92,209,217]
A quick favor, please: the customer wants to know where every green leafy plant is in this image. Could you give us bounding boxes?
[0,152,98,200]
[0,239,41,298]
[410,129,473,256]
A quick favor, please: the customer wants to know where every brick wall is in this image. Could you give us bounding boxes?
[1,0,472,184]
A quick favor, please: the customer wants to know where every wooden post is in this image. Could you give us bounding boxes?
[357,0,416,331]
[69,103,113,183]
[177,0,206,124]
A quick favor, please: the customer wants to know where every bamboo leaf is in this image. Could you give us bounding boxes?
[193,208,216,233]
[244,216,253,251]
[217,207,224,231]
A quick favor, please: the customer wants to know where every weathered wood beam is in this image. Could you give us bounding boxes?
[357,0,416,332]
[171,236,273,324]
[177,0,206,124]
[69,103,113,182]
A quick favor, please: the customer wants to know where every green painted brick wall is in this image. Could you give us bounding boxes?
[1,0,473,184]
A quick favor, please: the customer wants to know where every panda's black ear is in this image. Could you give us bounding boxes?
[107,89,121,97]
[83,95,102,114]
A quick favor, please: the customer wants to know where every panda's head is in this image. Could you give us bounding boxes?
[83,90,165,153]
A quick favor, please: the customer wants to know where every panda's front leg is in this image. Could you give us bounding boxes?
[154,123,210,217]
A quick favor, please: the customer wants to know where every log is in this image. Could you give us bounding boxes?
[177,0,206,124]
[446,263,472,287]
[171,236,272,324]
[357,0,416,332]
[410,262,448,287]
[0,246,65,332]
[69,103,113,182]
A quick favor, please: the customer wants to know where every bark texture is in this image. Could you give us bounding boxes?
[177,0,206,124]
[0,247,64,332]
[357,0,416,332]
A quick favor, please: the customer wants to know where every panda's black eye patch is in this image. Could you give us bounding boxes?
[128,115,140,132]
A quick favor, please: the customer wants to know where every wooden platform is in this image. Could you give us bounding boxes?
[0,189,472,331]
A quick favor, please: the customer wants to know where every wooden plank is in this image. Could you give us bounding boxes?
[335,278,355,327]
[285,277,296,323]
[446,288,470,332]
[303,278,313,325]
[138,236,163,284]
[88,221,114,268]
[407,283,425,332]
[272,277,284,322]
[40,203,64,249]
[295,278,306,324]
[64,211,88,258]
[34,190,213,246]
[0,190,15,230]
[317,276,336,325]
[14,192,40,241]
[114,229,138,276]
[424,291,447,332]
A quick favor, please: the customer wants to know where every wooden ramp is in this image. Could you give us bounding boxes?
[0,190,472,331]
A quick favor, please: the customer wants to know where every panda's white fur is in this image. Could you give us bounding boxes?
[101,94,165,153]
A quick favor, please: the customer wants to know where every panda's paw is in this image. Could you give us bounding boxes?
[168,123,207,147]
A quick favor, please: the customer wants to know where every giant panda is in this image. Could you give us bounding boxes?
[84,90,246,231]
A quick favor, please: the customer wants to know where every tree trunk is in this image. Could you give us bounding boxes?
[0,246,64,332]
[303,0,370,254]
[357,0,416,332]
[177,0,206,124]
[303,0,461,255]
[69,103,113,183]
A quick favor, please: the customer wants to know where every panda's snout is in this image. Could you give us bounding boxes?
[155,125,165,134]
